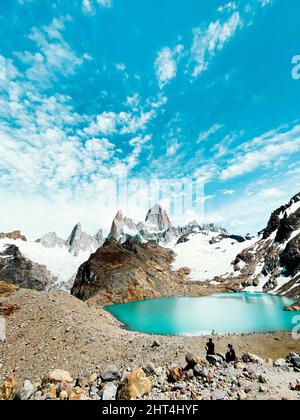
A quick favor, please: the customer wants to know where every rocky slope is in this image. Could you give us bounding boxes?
[0,244,56,291]
[1,286,300,399]
[2,352,300,400]
[71,238,220,305]
[212,193,300,299]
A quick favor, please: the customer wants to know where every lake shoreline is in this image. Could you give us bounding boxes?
[1,288,300,388]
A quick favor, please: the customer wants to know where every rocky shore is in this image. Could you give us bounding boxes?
[1,351,300,400]
[1,287,300,401]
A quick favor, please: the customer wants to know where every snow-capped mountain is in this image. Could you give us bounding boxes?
[229,193,300,298]
[2,195,298,299]
[37,223,104,256]
[172,229,255,282]
[0,224,104,292]
[108,204,229,246]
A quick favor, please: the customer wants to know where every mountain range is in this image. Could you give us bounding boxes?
[0,195,299,307]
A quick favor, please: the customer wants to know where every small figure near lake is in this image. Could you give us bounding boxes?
[226,344,237,363]
[205,338,215,357]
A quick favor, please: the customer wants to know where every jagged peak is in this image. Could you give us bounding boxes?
[145,203,171,231]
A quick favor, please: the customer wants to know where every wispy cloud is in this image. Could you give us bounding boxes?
[82,0,112,15]
[14,17,82,86]
[197,124,223,143]
[155,45,184,89]
[191,12,242,77]
[220,124,300,180]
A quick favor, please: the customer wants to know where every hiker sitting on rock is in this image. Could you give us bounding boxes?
[206,338,215,357]
[225,344,236,363]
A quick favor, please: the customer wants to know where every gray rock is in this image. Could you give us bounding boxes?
[102,383,118,400]
[211,389,227,400]
[89,385,100,398]
[185,353,198,369]
[194,365,209,378]
[258,375,267,384]
[290,356,300,369]
[274,359,287,368]
[101,365,122,381]
[19,380,35,400]
[143,362,156,376]
[172,382,187,391]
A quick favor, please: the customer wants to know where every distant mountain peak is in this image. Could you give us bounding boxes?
[0,230,27,242]
[145,203,171,231]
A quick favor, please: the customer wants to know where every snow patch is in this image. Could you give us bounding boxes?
[172,232,256,282]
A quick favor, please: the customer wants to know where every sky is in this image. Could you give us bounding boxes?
[0,0,300,239]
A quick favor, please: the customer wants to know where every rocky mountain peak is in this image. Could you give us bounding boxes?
[262,193,300,240]
[66,223,103,256]
[228,192,300,297]
[145,204,171,231]
[109,210,126,241]
[0,231,27,242]
[0,244,56,291]
[36,232,65,249]
[94,228,104,246]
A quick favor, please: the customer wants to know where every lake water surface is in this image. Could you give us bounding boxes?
[106,293,300,336]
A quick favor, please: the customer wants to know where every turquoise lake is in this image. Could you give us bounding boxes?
[106,293,300,336]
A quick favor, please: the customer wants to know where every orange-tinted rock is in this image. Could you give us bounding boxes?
[118,368,152,400]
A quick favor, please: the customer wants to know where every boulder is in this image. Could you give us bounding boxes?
[168,368,184,383]
[242,353,264,365]
[274,359,288,369]
[1,376,15,400]
[101,365,122,382]
[46,369,73,384]
[118,368,152,400]
[290,355,300,369]
[19,380,35,400]
[185,353,202,369]
[194,365,209,378]
[143,362,156,376]
[102,383,118,400]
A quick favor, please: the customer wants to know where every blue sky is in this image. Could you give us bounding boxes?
[0,0,300,238]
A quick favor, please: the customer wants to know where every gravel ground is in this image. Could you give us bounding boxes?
[1,288,300,396]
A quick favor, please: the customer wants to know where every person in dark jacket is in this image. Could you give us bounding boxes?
[205,338,215,356]
[225,344,236,363]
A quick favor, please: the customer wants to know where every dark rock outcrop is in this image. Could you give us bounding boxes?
[280,234,300,276]
[222,193,300,297]
[262,193,300,240]
[71,238,210,305]
[0,245,56,291]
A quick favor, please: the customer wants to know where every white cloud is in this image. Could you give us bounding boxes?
[14,17,82,85]
[155,45,184,89]
[197,124,223,143]
[115,62,126,71]
[82,0,112,15]
[220,124,300,180]
[258,0,273,7]
[217,2,237,13]
[191,12,242,77]
[167,141,180,156]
